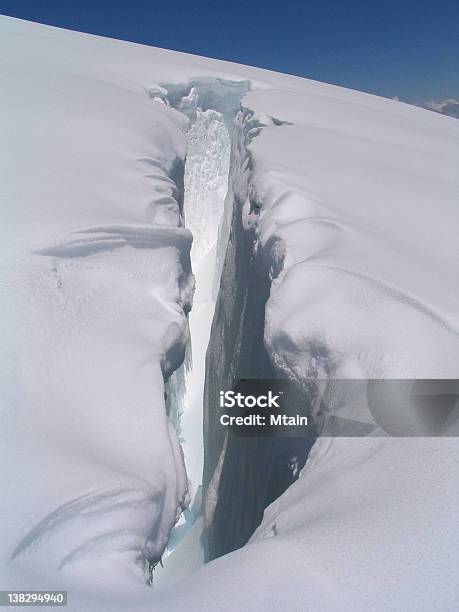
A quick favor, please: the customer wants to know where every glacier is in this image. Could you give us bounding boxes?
[0,14,458,612]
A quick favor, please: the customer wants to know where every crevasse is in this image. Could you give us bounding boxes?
[156,79,247,584]
[157,79,312,583]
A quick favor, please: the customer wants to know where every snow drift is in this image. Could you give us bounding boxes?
[0,14,458,611]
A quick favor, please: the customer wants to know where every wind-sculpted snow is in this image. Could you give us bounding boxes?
[240,92,459,382]
[0,15,194,594]
[35,225,192,260]
[1,15,458,612]
[148,437,458,612]
[10,484,171,571]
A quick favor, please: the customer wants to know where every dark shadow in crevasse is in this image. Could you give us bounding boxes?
[203,188,315,560]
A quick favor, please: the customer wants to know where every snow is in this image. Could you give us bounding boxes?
[0,14,193,593]
[1,14,458,611]
[150,437,459,612]
[246,88,459,382]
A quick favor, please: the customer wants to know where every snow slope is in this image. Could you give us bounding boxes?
[1,15,458,611]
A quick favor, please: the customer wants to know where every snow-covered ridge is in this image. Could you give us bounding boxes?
[1,15,458,611]
[242,88,459,378]
[1,16,197,590]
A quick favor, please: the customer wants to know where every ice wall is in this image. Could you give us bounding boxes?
[161,110,231,571]
[202,108,314,560]
[180,109,230,491]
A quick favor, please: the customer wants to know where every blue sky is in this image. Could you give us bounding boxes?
[1,0,458,102]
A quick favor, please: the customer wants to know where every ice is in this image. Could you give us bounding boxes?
[158,109,231,579]
[185,109,231,262]
[180,108,230,491]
